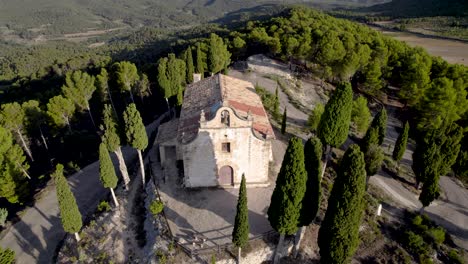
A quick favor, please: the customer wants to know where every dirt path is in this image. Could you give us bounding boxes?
[369,106,468,250]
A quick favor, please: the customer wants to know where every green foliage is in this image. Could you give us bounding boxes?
[134,73,151,101]
[365,144,384,176]
[448,249,464,264]
[298,136,322,227]
[53,164,83,234]
[318,144,366,264]
[351,96,371,134]
[361,126,379,155]
[267,137,307,235]
[454,150,468,183]
[370,108,387,146]
[100,105,121,152]
[0,127,29,204]
[318,82,353,148]
[123,103,148,151]
[99,143,118,189]
[417,77,468,131]
[112,61,139,101]
[184,47,194,84]
[254,85,279,121]
[232,174,249,248]
[196,42,205,75]
[46,95,75,128]
[307,103,324,132]
[404,231,431,259]
[97,200,111,213]
[393,121,409,162]
[61,70,96,112]
[0,246,15,264]
[149,200,164,216]
[438,123,464,175]
[419,171,440,207]
[0,208,8,226]
[208,33,231,74]
[425,227,445,246]
[95,68,110,103]
[281,108,287,134]
[157,54,186,101]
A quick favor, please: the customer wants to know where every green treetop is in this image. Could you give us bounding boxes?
[393,121,409,162]
[318,144,366,264]
[232,174,249,255]
[267,136,307,235]
[0,102,33,161]
[123,103,148,151]
[99,143,118,189]
[196,42,205,76]
[307,103,324,132]
[101,105,121,152]
[351,96,371,134]
[317,82,353,148]
[370,107,387,146]
[53,164,82,237]
[298,136,322,227]
[61,70,96,112]
[208,33,231,74]
[0,246,15,264]
[112,61,139,102]
[134,73,151,101]
[185,46,195,83]
[46,95,76,131]
[361,126,379,154]
[96,68,110,103]
[157,57,171,99]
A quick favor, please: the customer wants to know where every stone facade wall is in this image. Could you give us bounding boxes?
[181,106,271,187]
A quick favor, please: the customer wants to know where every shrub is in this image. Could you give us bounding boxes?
[412,215,423,226]
[405,231,430,257]
[97,200,111,213]
[448,249,464,264]
[156,249,166,264]
[426,227,445,246]
[0,208,7,226]
[149,200,164,216]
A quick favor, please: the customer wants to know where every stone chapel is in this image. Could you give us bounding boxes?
[155,74,275,187]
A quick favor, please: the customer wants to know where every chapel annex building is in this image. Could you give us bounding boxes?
[155,74,275,188]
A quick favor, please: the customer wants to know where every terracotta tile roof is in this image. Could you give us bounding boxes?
[178,74,275,143]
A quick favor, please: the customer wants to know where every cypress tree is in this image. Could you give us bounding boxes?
[361,126,379,154]
[196,42,205,76]
[393,121,409,162]
[232,174,249,263]
[364,144,384,187]
[317,81,353,179]
[438,123,463,175]
[294,136,322,257]
[281,108,287,134]
[412,135,440,188]
[208,33,231,75]
[419,170,440,208]
[101,105,130,190]
[273,86,280,119]
[123,104,148,185]
[53,164,82,241]
[268,137,307,263]
[370,108,387,146]
[99,143,119,207]
[318,144,366,264]
[185,47,194,84]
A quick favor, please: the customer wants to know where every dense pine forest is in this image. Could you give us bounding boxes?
[1,5,468,262]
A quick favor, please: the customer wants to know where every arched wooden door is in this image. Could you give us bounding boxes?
[219,166,233,186]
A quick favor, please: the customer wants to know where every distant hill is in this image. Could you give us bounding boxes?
[365,0,468,18]
[0,0,386,42]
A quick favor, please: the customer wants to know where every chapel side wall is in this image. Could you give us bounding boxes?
[246,136,271,183]
[181,132,218,187]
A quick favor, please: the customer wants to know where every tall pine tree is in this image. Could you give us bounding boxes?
[268,137,307,263]
[185,46,195,84]
[232,174,249,264]
[294,136,322,257]
[317,81,353,179]
[101,105,130,190]
[53,164,82,241]
[196,42,205,77]
[99,143,119,207]
[123,104,148,185]
[393,121,409,162]
[318,144,366,263]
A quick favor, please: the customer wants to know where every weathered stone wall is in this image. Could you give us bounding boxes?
[181,106,271,187]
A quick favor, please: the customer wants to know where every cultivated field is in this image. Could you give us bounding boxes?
[372,26,468,66]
